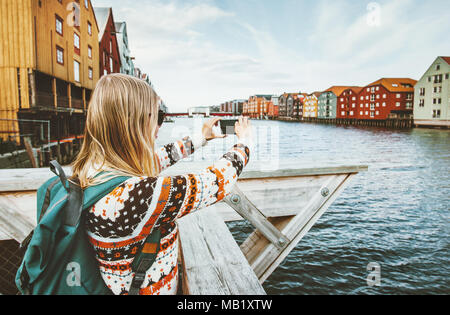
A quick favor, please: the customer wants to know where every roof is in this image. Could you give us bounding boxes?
[254,95,273,100]
[115,22,125,33]
[440,56,450,65]
[324,86,357,97]
[367,78,417,92]
[94,7,114,41]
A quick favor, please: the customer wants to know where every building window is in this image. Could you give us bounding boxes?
[434,74,443,83]
[419,99,424,107]
[360,111,363,115]
[88,45,92,58]
[56,46,64,65]
[407,94,413,100]
[375,111,379,115]
[433,110,441,118]
[428,76,431,82]
[350,111,354,116]
[419,88,425,96]
[383,94,387,99]
[88,67,93,79]
[56,15,63,35]
[74,60,80,82]
[446,73,449,80]
[85,0,89,9]
[396,93,401,98]
[88,21,92,36]
[396,102,401,107]
[382,102,386,107]
[110,56,113,73]
[370,112,374,118]
[110,40,113,54]
[436,64,440,71]
[74,32,80,55]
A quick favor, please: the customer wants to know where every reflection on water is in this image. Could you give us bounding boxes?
[157,118,450,295]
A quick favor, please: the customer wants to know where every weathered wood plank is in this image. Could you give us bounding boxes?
[177,208,266,295]
[0,197,35,243]
[225,185,289,250]
[0,162,368,192]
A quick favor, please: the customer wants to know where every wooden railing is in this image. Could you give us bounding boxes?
[0,161,368,295]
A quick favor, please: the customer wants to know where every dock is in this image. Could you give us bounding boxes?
[0,162,367,295]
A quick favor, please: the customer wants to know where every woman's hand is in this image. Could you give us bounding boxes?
[235,116,253,141]
[202,117,227,141]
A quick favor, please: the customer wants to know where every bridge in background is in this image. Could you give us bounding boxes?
[165,112,236,117]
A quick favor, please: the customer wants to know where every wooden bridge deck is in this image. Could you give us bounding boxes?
[0,162,367,295]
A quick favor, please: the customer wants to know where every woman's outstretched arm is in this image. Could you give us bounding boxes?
[156,118,225,172]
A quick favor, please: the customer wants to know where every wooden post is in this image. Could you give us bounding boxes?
[23,137,37,168]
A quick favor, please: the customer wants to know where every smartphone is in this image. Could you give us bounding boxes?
[219,119,238,135]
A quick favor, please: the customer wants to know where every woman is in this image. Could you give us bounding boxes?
[71,73,253,295]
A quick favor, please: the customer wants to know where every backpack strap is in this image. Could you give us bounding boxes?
[129,228,162,295]
[50,160,69,192]
[20,177,60,251]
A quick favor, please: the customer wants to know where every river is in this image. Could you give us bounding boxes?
[156,117,449,295]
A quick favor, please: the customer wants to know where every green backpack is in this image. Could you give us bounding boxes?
[15,161,161,295]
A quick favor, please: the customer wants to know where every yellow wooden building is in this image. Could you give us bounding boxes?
[0,0,100,142]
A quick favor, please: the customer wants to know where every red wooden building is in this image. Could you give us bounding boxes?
[268,101,278,118]
[336,87,364,119]
[94,7,121,76]
[357,78,416,120]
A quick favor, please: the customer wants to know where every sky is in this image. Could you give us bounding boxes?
[91,0,450,112]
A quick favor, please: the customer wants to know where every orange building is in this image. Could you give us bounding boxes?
[247,95,272,118]
[0,0,100,141]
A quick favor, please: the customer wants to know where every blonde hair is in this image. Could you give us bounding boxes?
[72,73,161,188]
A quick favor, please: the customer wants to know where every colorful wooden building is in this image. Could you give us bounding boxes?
[358,78,416,120]
[318,86,351,119]
[115,22,135,76]
[292,93,307,119]
[0,0,100,142]
[413,56,450,128]
[303,92,321,118]
[247,95,272,119]
[334,86,364,119]
[94,7,121,76]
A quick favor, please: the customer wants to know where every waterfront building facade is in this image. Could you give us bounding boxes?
[0,0,100,141]
[94,7,121,76]
[115,22,135,76]
[247,95,271,118]
[358,78,416,120]
[318,86,352,119]
[414,56,450,128]
[303,93,320,118]
[335,87,364,119]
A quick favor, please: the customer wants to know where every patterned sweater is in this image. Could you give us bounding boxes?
[85,136,250,295]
